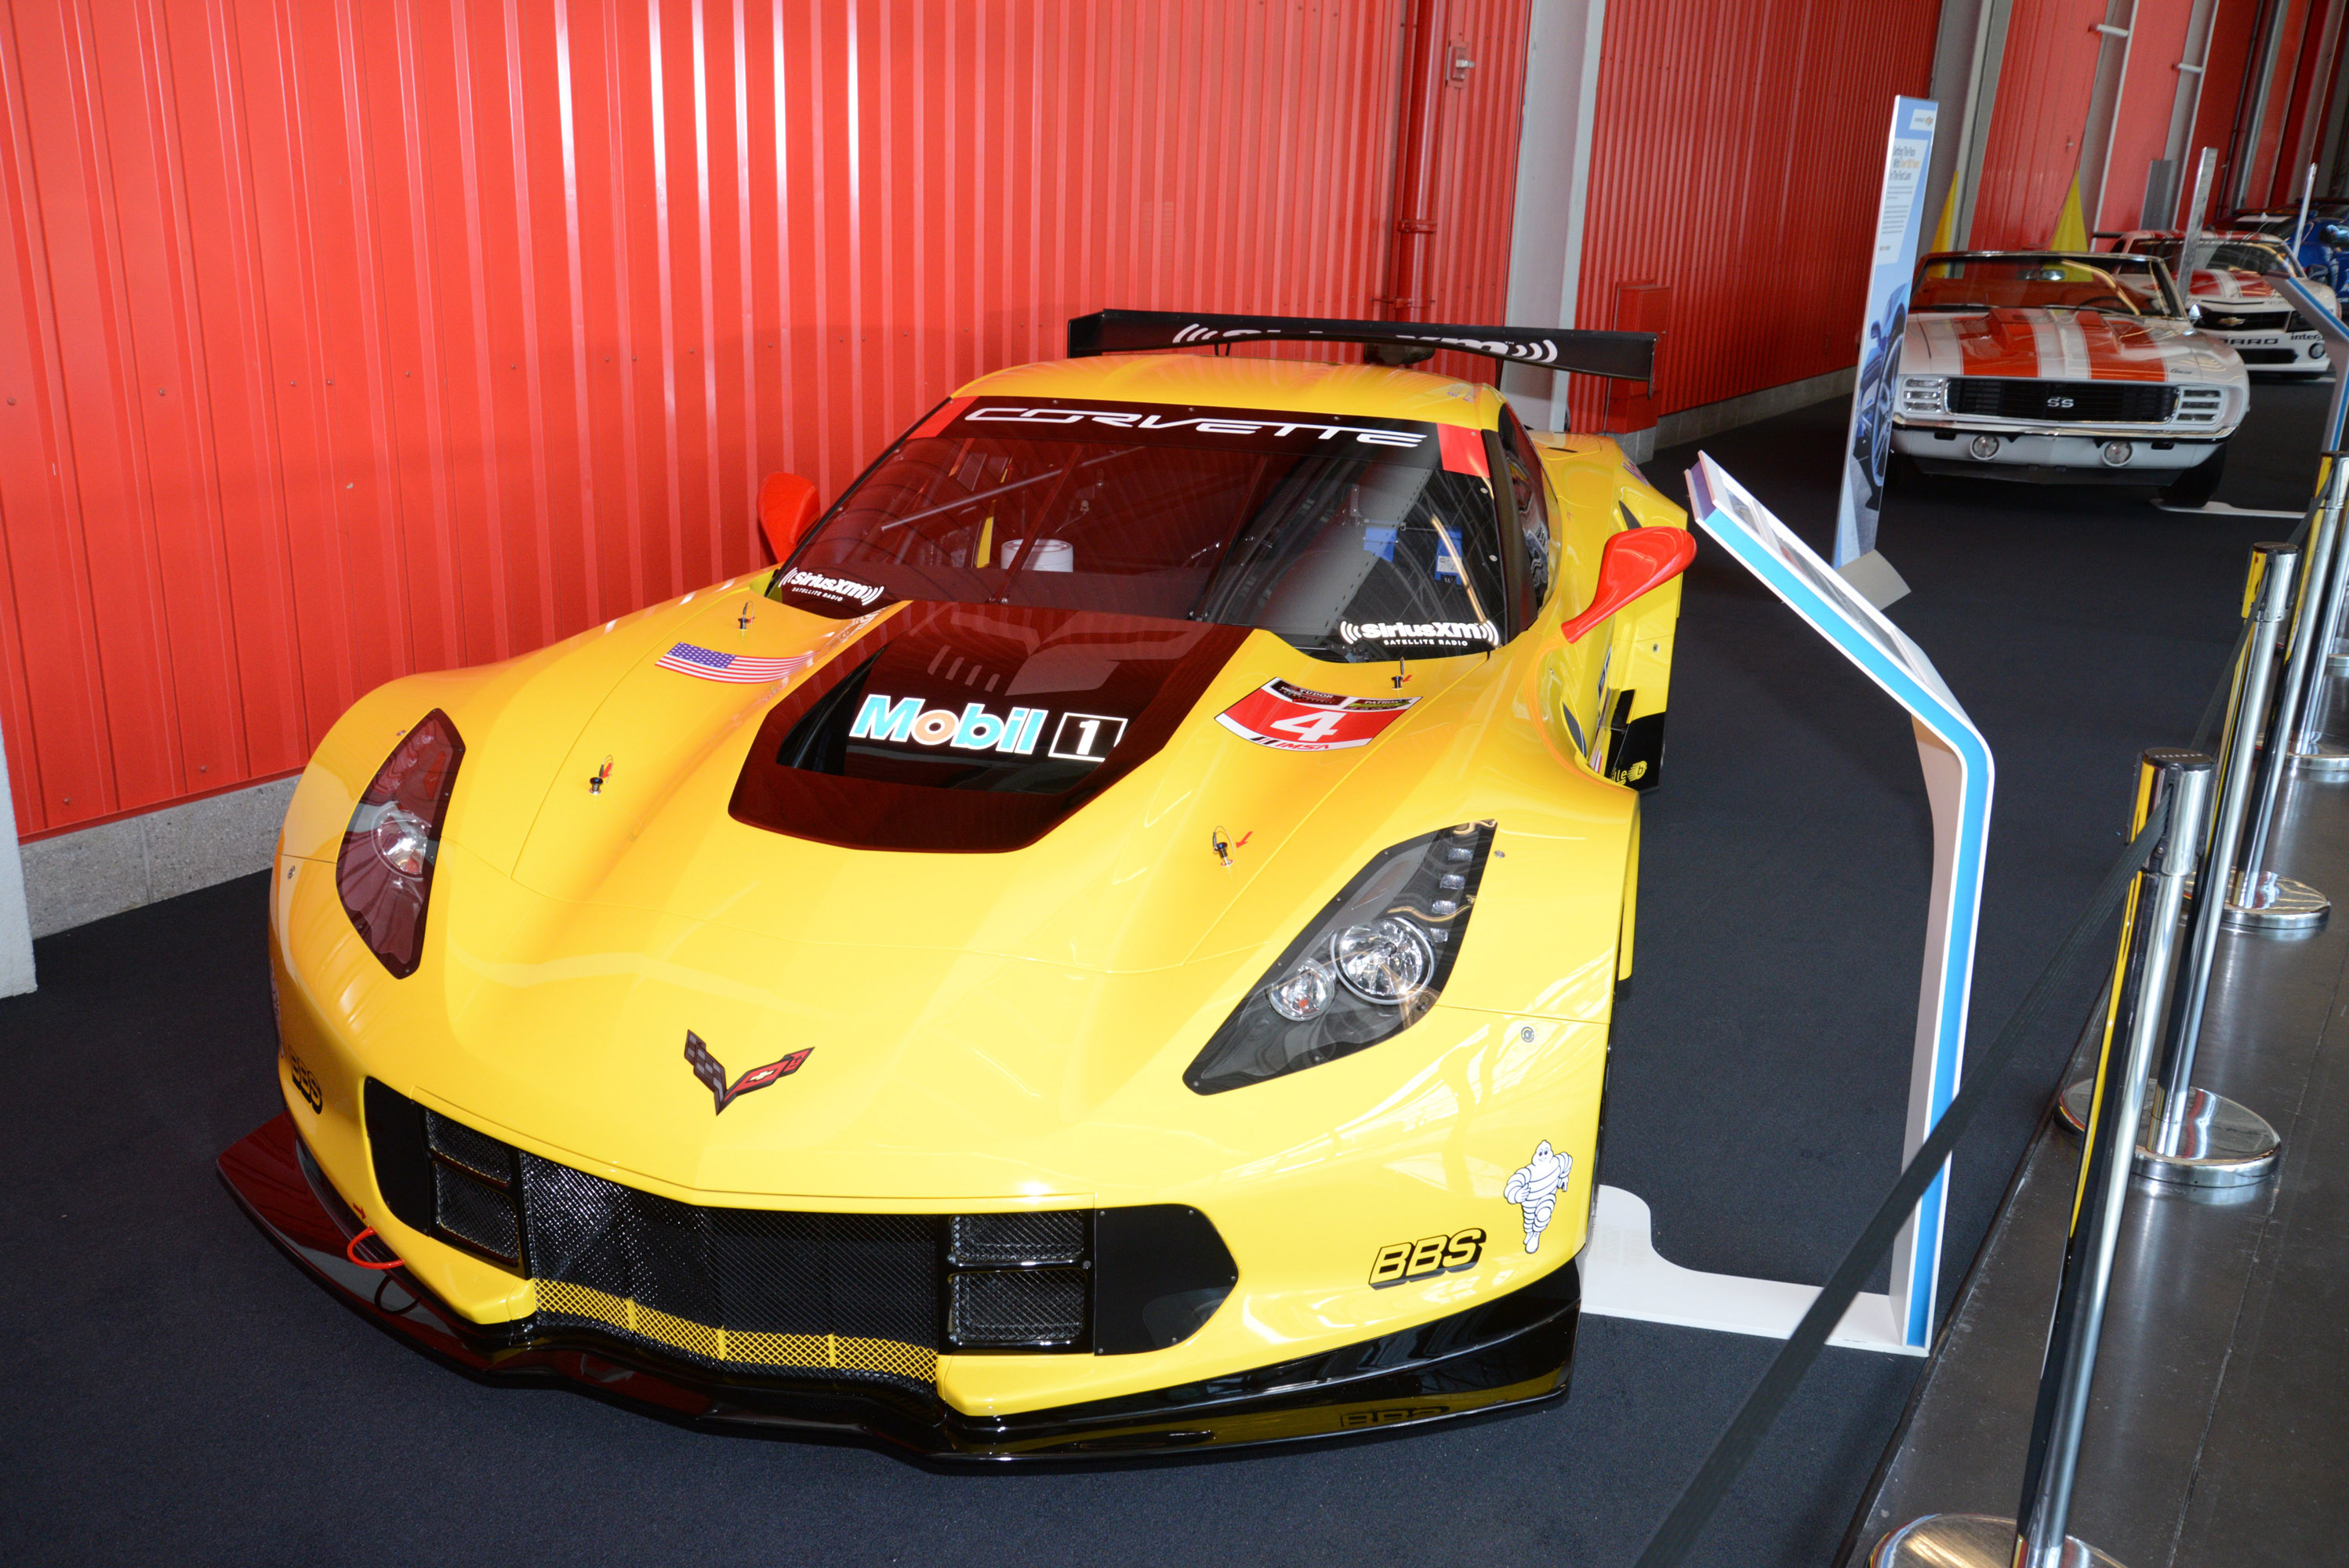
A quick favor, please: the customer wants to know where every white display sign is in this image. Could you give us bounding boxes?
[1835,98,1937,577]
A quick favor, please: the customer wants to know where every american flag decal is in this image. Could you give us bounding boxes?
[655,642,812,684]
[683,1030,812,1114]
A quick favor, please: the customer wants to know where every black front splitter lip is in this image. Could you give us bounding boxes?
[220,1114,1577,1461]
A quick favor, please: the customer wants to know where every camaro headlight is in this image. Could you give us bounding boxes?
[336,710,464,978]
[1896,375,1947,416]
[1185,821,1495,1094]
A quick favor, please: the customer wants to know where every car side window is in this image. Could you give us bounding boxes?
[1498,407,1552,606]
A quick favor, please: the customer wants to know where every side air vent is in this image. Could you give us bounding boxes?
[943,1210,1095,1350]
[364,1080,525,1272]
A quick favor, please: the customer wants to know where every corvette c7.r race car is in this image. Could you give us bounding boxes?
[1890,251,2248,505]
[221,308,1693,1459]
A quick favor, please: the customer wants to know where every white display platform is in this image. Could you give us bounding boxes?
[1581,1185,1926,1356]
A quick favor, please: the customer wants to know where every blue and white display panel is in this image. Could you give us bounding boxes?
[1690,453,1993,1351]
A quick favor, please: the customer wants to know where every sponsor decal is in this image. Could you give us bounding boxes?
[683,1030,811,1115]
[962,402,1426,449]
[1504,1141,1575,1254]
[1164,319,1570,366]
[846,690,1128,766]
[1338,619,1498,649]
[283,1046,324,1114]
[1215,679,1418,753]
[1338,1406,1450,1430]
[776,568,888,608]
[656,642,815,684]
[1367,1227,1487,1287]
[1047,711,1127,762]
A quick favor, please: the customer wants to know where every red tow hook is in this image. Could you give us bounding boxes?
[346,1225,404,1272]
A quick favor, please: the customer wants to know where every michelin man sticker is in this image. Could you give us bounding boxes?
[1503,1140,1574,1253]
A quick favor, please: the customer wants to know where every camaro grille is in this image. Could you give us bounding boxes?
[1948,379,2177,423]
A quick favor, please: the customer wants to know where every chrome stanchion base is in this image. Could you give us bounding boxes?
[1872,1513,2126,1568]
[2057,1081,2282,1187]
[2327,637,2349,679]
[2292,740,2349,778]
[2221,871,2330,932]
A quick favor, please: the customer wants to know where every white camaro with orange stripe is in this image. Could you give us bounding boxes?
[2102,229,2337,376]
[1891,250,2248,507]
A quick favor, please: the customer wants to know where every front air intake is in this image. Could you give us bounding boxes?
[358,1080,1239,1384]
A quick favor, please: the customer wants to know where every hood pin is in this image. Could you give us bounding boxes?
[590,756,612,796]
[1210,827,1251,870]
[737,600,754,635]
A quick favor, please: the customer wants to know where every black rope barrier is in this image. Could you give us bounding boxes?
[1626,792,2170,1568]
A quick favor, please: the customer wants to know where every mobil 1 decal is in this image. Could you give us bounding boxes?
[1215,679,1417,753]
[849,690,1127,765]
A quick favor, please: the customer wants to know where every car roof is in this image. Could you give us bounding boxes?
[954,352,1505,428]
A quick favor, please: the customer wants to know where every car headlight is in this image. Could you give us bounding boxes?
[1896,375,1947,416]
[1184,821,1495,1094]
[336,710,464,978]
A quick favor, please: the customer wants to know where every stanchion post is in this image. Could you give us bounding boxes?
[2289,453,2349,775]
[1873,751,2214,1568]
[2017,751,2213,1568]
[2231,459,2345,930]
[2147,543,2295,1183]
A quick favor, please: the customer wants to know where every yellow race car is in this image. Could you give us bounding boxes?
[221,309,1690,1457]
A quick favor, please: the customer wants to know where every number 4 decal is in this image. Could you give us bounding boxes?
[1216,679,1418,753]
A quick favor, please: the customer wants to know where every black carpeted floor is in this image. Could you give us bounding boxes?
[0,379,2324,1566]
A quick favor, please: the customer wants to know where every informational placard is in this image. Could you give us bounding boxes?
[1690,453,1994,1352]
[1834,98,1937,575]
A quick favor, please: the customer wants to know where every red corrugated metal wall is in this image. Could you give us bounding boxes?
[0,0,1533,841]
[2096,0,2199,229]
[1967,0,2108,247]
[1565,0,1940,430]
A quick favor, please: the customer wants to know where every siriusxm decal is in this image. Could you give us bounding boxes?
[779,568,886,607]
[1339,619,1498,648]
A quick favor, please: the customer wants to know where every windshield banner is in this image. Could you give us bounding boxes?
[1835,97,1936,576]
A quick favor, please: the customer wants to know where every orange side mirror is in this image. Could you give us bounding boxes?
[1559,527,1697,643]
[756,471,822,562]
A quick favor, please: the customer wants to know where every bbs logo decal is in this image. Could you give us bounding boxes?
[684,1030,811,1114]
[849,692,1127,763]
[1367,1228,1486,1287]
[282,1047,324,1114]
[1215,679,1417,753]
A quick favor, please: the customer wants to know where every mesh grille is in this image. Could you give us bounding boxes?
[519,1154,943,1392]
[1950,379,2177,422]
[434,1162,522,1264]
[949,1267,1088,1347]
[426,1110,514,1185]
[949,1211,1086,1265]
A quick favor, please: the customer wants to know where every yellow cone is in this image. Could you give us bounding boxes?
[2047,173,2089,251]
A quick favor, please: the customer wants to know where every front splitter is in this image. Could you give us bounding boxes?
[219,1113,1577,1460]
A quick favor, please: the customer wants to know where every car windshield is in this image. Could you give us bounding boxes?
[2126,236,2295,277]
[1912,254,2185,318]
[770,396,1513,660]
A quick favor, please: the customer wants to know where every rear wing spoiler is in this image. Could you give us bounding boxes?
[1066,308,1657,383]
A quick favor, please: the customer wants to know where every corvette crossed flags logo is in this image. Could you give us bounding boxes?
[683,1030,811,1113]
